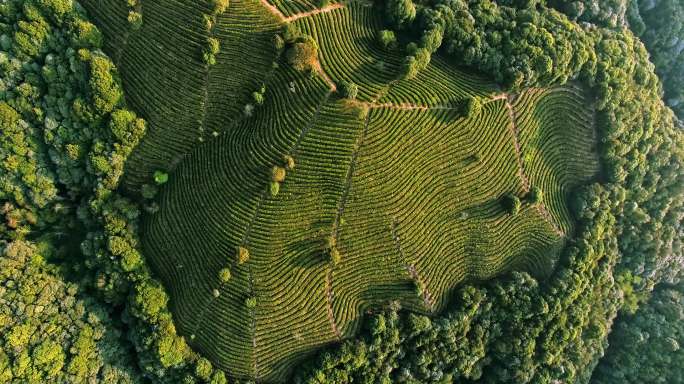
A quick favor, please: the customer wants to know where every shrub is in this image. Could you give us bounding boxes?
[153,170,168,185]
[269,181,280,197]
[212,289,220,298]
[245,297,257,308]
[402,56,420,79]
[377,29,397,49]
[212,0,229,14]
[273,34,285,52]
[252,91,264,105]
[203,37,220,65]
[272,166,286,182]
[283,155,296,170]
[286,39,318,72]
[461,96,482,117]
[330,247,341,265]
[282,23,300,43]
[195,357,213,380]
[237,246,250,264]
[502,193,522,215]
[326,235,336,250]
[528,186,543,205]
[339,80,359,100]
[127,11,143,30]
[218,268,231,283]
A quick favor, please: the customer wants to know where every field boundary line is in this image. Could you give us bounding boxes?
[390,221,435,311]
[506,92,565,237]
[325,270,342,339]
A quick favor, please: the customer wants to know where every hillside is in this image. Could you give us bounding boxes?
[1,0,681,383]
[76,0,601,380]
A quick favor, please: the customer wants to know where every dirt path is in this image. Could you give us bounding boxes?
[285,2,344,22]
[504,94,530,192]
[325,270,342,339]
[504,94,565,237]
[348,92,509,112]
[313,60,337,91]
[259,0,344,22]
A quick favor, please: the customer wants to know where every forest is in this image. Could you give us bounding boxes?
[0,0,682,383]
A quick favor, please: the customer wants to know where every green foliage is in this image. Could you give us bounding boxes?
[218,268,232,283]
[384,0,416,29]
[272,166,286,182]
[0,1,196,381]
[212,0,229,14]
[377,29,397,49]
[286,38,318,72]
[153,170,168,185]
[269,181,280,197]
[141,184,159,199]
[283,155,296,170]
[593,283,684,384]
[329,246,341,265]
[89,56,123,115]
[0,240,139,382]
[203,37,220,65]
[502,193,522,215]
[237,246,250,264]
[527,186,543,205]
[245,297,257,308]
[339,80,359,100]
[127,11,143,30]
[461,96,482,117]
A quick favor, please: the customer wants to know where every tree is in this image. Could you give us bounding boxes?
[283,155,296,170]
[286,38,318,71]
[385,0,416,29]
[527,186,543,204]
[339,80,359,100]
[154,170,168,185]
[272,166,286,182]
[270,181,280,197]
[461,96,482,117]
[377,29,397,49]
[237,246,250,264]
[402,55,420,79]
[502,193,521,215]
[218,268,231,283]
[212,0,229,14]
[203,37,220,65]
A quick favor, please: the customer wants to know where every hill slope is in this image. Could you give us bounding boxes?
[81,0,599,381]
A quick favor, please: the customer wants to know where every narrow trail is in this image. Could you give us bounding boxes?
[285,2,344,22]
[504,94,565,237]
[259,0,344,23]
[504,94,530,192]
[537,204,565,237]
[313,60,337,91]
[325,270,342,339]
[391,221,435,311]
[348,92,509,112]
[331,112,371,240]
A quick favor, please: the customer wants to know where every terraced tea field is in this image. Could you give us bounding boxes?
[80,0,281,190]
[83,0,599,381]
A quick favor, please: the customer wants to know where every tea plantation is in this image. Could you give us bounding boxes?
[2,0,681,383]
[84,1,600,380]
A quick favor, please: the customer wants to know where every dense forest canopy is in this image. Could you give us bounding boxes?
[0,0,682,383]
